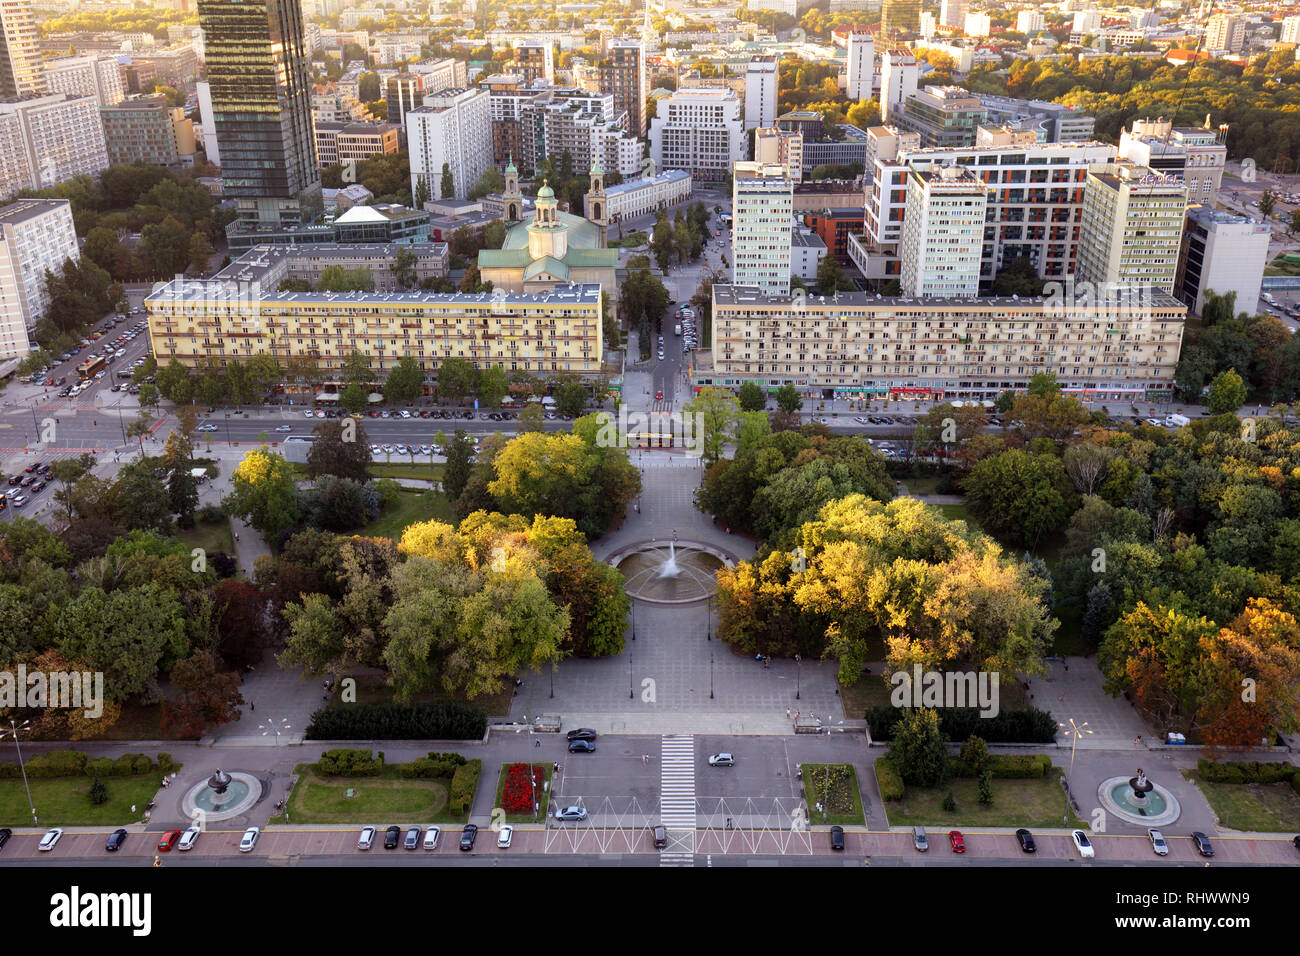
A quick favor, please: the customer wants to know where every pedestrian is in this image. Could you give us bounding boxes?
[786,707,791,719]
[794,711,799,720]
[250,701,254,711]
[534,738,541,748]
[234,532,239,541]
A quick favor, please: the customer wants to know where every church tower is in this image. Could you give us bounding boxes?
[586,160,608,247]
[503,156,522,223]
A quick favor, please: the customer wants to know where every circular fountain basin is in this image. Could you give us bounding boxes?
[612,541,731,604]
[1097,775,1181,827]
[180,771,263,823]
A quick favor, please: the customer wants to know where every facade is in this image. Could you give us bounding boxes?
[600,39,647,137]
[0,95,110,200]
[804,207,864,265]
[939,0,967,30]
[1282,16,1300,46]
[880,49,918,123]
[744,56,778,131]
[1072,10,1101,34]
[845,31,874,102]
[225,203,433,251]
[649,88,745,183]
[963,12,991,37]
[899,166,986,297]
[126,45,200,89]
[1205,14,1244,53]
[801,125,869,176]
[314,121,400,169]
[199,0,320,228]
[1175,207,1269,317]
[385,73,422,125]
[754,127,804,183]
[881,0,922,39]
[1016,9,1045,33]
[1118,117,1226,206]
[0,0,45,100]
[0,199,77,359]
[43,54,124,107]
[196,80,219,165]
[707,284,1186,402]
[600,168,692,222]
[312,84,366,123]
[409,58,467,95]
[407,87,492,201]
[900,85,988,148]
[483,74,535,166]
[732,161,793,296]
[513,40,555,86]
[1077,163,1188,294]
[100,96,196,168]
[791,226,827,282]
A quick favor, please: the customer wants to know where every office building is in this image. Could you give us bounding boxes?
[513,40,554,86]
[900,85,988,148]
[196,80,218,165]
[313,121,400,169]
[1282,15,1300,45]
[199,0,320,229]
[409,58,467,95]
[601,168,692,222]
[1176,207,1269,317]
[706,284,1187,402]
[0,199,76,359]
[385,73,423,125]
[407,87,492,201]
[520,88,640,179]
[1072,10,1101,34]
[0,0,45,100]
[732,161,794,296]
[801,124,870,177]
[881,0,922,39]
[0,94,109,200]
[600,39,647,137]
[100,95,196,168]
[1205,14,1244,53]
[845,31,874,102]
[745,56,778,131]
[1016,9,1045,33]
[880,49,918,123]
[43,55,124,107]
[650,88,745,183]
[939,0,966,30]
[754,127,803,183]
[964,12,991,37]
[312,83,366,123]
[899,165,986,297]
[1077,163,1187,293]
[920,12,937,38]
[1118,116,1227,205]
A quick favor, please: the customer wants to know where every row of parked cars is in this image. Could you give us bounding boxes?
[906,826,1234,858]
[356,823,512,851]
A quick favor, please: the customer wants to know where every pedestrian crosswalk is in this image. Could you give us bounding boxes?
[659,734,696,866]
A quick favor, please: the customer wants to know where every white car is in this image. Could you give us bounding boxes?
[422,825,441,850]
[304,410,316,418]
[1147,828,1168,856]
[38,827,63,851]
[275,425,292,432]
[707,753,735,767]
[1071,829,1094,859]
[314,409,325,418]
[177,825,200,851]
[554,806,588,822]
[370,444,383,456]
[115,349,125,357]
[357,825,376,850]
[497,825,513,848]
[197,423,219,432]
[238,826,260,852]
[400,409,411,418]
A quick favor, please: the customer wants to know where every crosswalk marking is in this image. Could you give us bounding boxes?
[660,734,695,866]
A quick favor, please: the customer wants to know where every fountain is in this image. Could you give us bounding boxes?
[181,768,263,823]
[612,539,732,604]
[1129,768,1154,804]
[1097,767,1180,827]
[658,541,682,579]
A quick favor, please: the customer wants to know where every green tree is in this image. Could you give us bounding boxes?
[440,162,454,199]
[737,381,766,412]
[816,254,852,295]
[887,708,949,788]
[775,383,803,414]
[1259,191,1276,218]
[442,429,475,501]
[187,230,213,275]
[1206,368,1247,414]
[555,380,588,418]
[392,247,418,288]
[651,216,674,273]
[315,265,375,292]
[383,355,425,404]
[279,592,346,676]
[155,359,193,404]
[477,365,508,407]
[224,449,301,540]
[684,387,739,466]
[469,166,504,199]
[306,418,372,483]
[437,356,477,401]
[518,403,544,432]
[963,450,1077,549]
[340,382,368,412]
[977,769,994,806]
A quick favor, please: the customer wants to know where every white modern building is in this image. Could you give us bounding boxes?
[1016,9,1045,33]
[407,87,492,201]
[845,30,875,102]
[899,165,987,297]
[1118,116,1227,205]
[1072,10,1101,34]
[0,198,77,359]
[601,168,692,221]
[650,88,745,183]
[196,79,219,165]
[0,94,110,200]
[880,50,918,123]
[1078,163,1188,293]
[792,225,827,283]
[732,161,794,296]
[1205,14,1244,53]
[754,126,804,183]
[43,54,124,107]
[964,12,992,37]
[940,0,967,29]
[0,0,45,100]
[1176,207,1269,318]
[745,56,778,131]
[1282,15,1300,45]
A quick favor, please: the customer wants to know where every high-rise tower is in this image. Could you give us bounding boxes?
[0,0,46,100]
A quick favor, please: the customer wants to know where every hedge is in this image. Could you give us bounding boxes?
[316,748,383,777]
[449,759,481,815]
[0,751,167,779]
[1197,759,1300,786]
[397,753,467,779]
[875,758,905,801]
[866,706,1057,743]
[305,702,488,741]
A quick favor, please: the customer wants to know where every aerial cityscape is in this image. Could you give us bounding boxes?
[0,0,1299,915]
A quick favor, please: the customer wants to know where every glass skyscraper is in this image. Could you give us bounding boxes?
[199,0,320,225]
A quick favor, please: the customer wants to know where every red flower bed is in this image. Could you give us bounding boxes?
[501,763,546,813]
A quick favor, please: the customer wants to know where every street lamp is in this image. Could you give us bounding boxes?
[631,598,636,641]
[706,594,712,641]
[1,719,37,825]
[710,652,714,700]
[224,412,232,446]
[259,717,291,746]
[795,653,802,700]
[1057,718,1092,824]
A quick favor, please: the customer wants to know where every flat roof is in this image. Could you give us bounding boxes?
[0,198,71,225]
[711,284,1185,309]
[149,279,600,308]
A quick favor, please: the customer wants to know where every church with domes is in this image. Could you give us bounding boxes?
[477,158,620,298]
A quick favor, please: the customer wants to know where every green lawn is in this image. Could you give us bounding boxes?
[368,461,446,482]
[285,765,462,824]
[176,516,233,556]
[608,231,647,248]
[800,764,865,826]
[362,488,455,539]
[492,762,554,824]
[1185,773,1300,832]
[883,770,1084,829]
[0,774,167,826]
[1264,253,1300,276]
[935,503,982,531]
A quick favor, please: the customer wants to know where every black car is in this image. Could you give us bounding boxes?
[1015,828,1036,853]
[384,825,401,849]
[459,824,478,851]
[1191,831,1214,857]
[566,728,598,742]
[1293,835,1300,852]
[568,739,595,753]
[829,826,845,851]
[0,828,10,852]
[105,828,127,851]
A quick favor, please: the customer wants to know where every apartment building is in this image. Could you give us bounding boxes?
[649,88,745,183]
[409,57,468,95]
[744,56,778,131]
[600,169,692,222]
[1205,14,1244,53]
[880,49,918,123]
[100,95,196,168]
[312,84,367,123]
[964,12,992,37]
[1016,10,1045,33]
[0,0,45,100]
[845,31,874,102]
[0,94,110,200]
[754,127,803,183]
[939,0,966,29]
[899,165,987,298]
[125,44,199,88]
[523,89,640,178]
[707,284,1186,402]
[314,121,400,169]
[0,199,77,359]
[43,54,124,107]
[1282,15,1300,45]
[513,40,555,86]
[1077,163,1188,294]
[900,85,988,148]
[482,74,534,166]
[407,87,492,201]
[1175,206,1269,318]
[732,161,794,296]
[600,39,648,137]
[1118,116,1226,205]
[385,74,423,125]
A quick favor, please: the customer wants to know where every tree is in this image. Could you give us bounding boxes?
[469,166,504,199]
[887,708,949,788]
[279,592,346,676]
[155,359,193,404]
[440,161,454,199]
[1259,191,1275,218]
[443,430,475,501]
[341,350,372,387]
[392,247,418,289]
[187,230,213,275]
[816,254,852,295]
[1206,368,1247,414]
[383,355,425,404]
[413,174,430,209]
[737,381,766,412]
[340,382,368,412]
[992,256,1046,296]
[555,381,587,418]
[482,219,506,250]
[161,648,244,736]
[315,265,374,292]
[477,365,508,406]
[963,450,1077,549]
[651,216,674,273]
[306,418,372,483]
[518,403,544,432]
[437,356,477,401]
[960,735,990,777]
[1201,289,1237,327]
[977,769,994,806]
[775,383,803,414]
[358,71,381,102]
[224,449,301,540]
[162,408,199,526]
[684,387,740,465]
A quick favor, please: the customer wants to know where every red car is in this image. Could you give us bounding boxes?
[948,830,965,853]
[157,829,182,852]
[655,389,663,400]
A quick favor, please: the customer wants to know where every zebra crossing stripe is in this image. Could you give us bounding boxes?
[660,735,696,866]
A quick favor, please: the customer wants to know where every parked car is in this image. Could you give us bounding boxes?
[157,829,182,852]
[707,753,734,767]
[105,829,128,851]
[1148,828,1168,856]
[829,826,845,851]
[1191,831,1214,857]
[38,828,63,851]
[423,826,441,850]
[652,825,667,849]
[459,824,478,850]
[1071,829,1094,859]
[566,728,598,742]
[567,739,595,753]
[0,828,10,853]
[912,826,928,852]
[497,825,513,848]
[404,825,422,849]
[384,825,401,849]
[554,806,588,822]
[177,826,200,851]
[948,830,965,853]
[1015,828,1036,853]
[239,827,260,852]
[357,826,376,850]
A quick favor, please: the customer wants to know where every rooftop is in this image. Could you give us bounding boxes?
[712,284,1185,309]
[0,198,72,226]
[150,275,598,308]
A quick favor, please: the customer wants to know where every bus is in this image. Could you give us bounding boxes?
[628,431,675,449]
[76,355,106,381]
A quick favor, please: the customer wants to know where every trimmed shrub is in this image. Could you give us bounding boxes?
[157,753,174,773]
[305,702,487,741]
[866,706,1056,743]
[25,750,88,778]
[449,759,481,815]
[1197,759,1298,785]
[396,755,466,779]
[988,754,1052,778]
[875,758,905,801]
[316,749,383,777]
[85,757,116,778]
